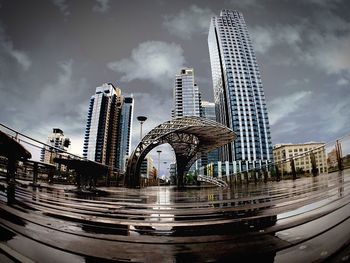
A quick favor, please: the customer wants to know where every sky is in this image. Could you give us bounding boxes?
[0,0,349,176]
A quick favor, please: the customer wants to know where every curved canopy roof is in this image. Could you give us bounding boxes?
[141,116,236,156]
[125,116,236,188]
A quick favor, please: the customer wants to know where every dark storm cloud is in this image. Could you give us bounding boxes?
[0,0,349,160]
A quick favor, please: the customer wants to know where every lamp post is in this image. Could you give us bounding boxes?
[157,150,162,187]
[137,116,147,140]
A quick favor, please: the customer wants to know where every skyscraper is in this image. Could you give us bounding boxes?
[201,101,219,167]
[172,68,202,171]
[201,101,216,120]
[173,68,201,118]
[83,83,126,173]
[118,96,134,173]
[208,10,272,172]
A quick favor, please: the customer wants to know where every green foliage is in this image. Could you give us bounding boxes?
[185,172,196,184]
[296,167,305,175]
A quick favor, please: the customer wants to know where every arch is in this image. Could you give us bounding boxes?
[124,116,236,188]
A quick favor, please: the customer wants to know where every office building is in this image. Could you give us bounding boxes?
[208,10,272,172]
[201,101,219,169]
[118,96,134,173]
[173,68,201,118]
[173,68,202,171]
[140,156,156,179]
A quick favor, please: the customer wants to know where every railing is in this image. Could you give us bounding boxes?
[197,174,228,187]
[1,122,350,188]
[221,132,350,185]
[0,123,118,187]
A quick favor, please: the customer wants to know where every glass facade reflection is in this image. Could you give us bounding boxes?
[118,96,134,173]
[83,83,130,172]
[201,101,219,168]
[173,68,201,118]
[208,10,273,171]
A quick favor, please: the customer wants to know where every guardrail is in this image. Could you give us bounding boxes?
[197,174,228,187]
[202,132,350,186]
[0,123,117,187]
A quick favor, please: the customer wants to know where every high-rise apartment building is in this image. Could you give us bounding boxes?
[173,68,201,118]
[41,128,70,164]
[118,96,134,173]
[83,83,133,173]
[208,10,272,172]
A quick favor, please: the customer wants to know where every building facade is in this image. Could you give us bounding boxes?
[83,83,133,173]
[40,128,70,164]
[140,156,156,179]
[173,68,201,118]
[172,68,202,171]
[118,96,134,173]
[208,9,272,172]
[201,101,219,169]
[41,128,70,166]
[273,142,327,174]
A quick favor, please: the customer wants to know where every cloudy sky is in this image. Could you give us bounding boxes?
[0,0,349,174]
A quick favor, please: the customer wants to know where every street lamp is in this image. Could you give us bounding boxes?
[137,116,147,140]
[157,150,162,187]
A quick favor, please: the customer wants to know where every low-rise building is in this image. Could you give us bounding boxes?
[273,142,327,174]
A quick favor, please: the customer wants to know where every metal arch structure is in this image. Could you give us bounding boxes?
[124,116,236,188]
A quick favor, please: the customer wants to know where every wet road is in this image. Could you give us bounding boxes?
[1,170,350,262]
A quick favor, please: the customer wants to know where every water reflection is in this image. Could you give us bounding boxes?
[338,170,344,197]
[0,171,349,262]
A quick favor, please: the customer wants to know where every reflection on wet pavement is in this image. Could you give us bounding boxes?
[0,170,350,262]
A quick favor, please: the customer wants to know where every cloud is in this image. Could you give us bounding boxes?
[250,7,350,77]
[337,78,349,86]
[307,0,344,9]
[300,8,350,75]
[92,0,110,13]
[303,34,350,75]
[269,91,312,125]
[107,41,185,88]
[130,93,174,175]
[37,60,87,125]
[26,60,87,154]
[321,99,350,134]
[8,49,31,70]
[0,24,31,71]
[51,0,70,16]
[163,5,214,39]
[228,0,262,9]
[250,25,302,54]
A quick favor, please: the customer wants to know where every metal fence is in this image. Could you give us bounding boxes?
[223,133,350,185]
[0,123,117,187]
[1,122,349,188]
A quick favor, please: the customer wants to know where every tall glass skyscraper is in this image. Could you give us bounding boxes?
[208,10,272,172]
[201,101,219,167]
[118,96,134,173]
[83,83,132,174]
[173,68,201,118]
[172,68,202,171]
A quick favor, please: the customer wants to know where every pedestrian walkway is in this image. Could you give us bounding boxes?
[1,170,350,262]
